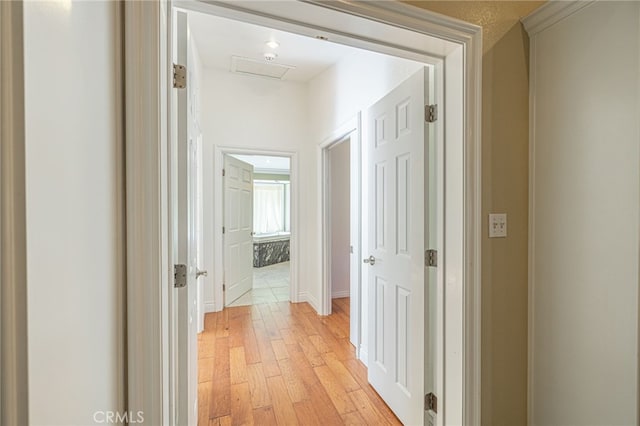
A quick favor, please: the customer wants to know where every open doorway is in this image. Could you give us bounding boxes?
[122,1,482,424]
[189,5,435,421]
[225,154,292,307]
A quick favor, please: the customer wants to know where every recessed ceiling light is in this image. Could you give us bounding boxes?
[266,41,280,49]
[264,52,278,61]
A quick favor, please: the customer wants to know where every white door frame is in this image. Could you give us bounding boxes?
[213,147,299,310]
[123,1,482,424]
[319,115,361,352]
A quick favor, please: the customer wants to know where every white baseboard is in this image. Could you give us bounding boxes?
[204,302,216,313]
[358,345,369,366]
[331,290,350,298]
[298,291,320,314]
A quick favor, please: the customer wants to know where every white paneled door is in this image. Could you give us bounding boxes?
[366,68,431,425]
[224,155,254,305]
[174,10,199,426]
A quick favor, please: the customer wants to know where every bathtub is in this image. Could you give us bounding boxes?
[253,232,290,267]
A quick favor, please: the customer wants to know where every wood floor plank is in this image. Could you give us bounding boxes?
[210,378,231,419]
[204,312,217,331]
[308,334,331,354]
[291,328,325,367]
[321,314,349,339]
[299,313,350,360]
[199,356,214,383]
[285,344,320,388]
[198,381,212,426]
[341,410,367,425]
[209,415,231,426]
[270,339,289,360]
[229,382,254,426]
[212,338,230,382]
[198,299,400,425]
[266,375,299,426]
[277,358,308,403]
[293,400,323,426]
[252,406,277,425]
[253,321,281,377]
[215,310,230,338]
[305,381,346,425]
[242,324,261,365]
[348,389,390,425]
[229,346,248,384]
[258,304,282,340]
[199,332,216,360]
[279,328,297,346]
[246,363,271,409]
[313,365,357,415]
[322,351,360,392]
[229,305,251,319]
[332,297,350,316]
[343,359,402,425]
[270,308,290,331]
[228,317,246,348]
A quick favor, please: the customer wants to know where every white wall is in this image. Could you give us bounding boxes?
[308,50,423,144]
[330,139,350,298]
[528,2,639,424]
[24,1,124,424]
[201,69,312,308]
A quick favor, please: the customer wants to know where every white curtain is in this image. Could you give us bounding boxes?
[254,182,285,234]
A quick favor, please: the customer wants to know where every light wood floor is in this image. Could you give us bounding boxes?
[198,298,402,426]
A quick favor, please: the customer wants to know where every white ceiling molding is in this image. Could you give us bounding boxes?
[522,0,595,36]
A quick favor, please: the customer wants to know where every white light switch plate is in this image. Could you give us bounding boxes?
[489,213,507,238]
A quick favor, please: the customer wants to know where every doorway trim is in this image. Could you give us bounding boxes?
[318,113,366,354]
[319,115,362,356]
[123,1,482,424]
[0,2,29,424]
[213,147,299,310]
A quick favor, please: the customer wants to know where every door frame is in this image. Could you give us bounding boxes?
[0,2,29,424]
[214,147,299,310]
[319,115,362,353]
[123,1,482,424]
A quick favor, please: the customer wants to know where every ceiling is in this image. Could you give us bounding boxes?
[187,10,362,82]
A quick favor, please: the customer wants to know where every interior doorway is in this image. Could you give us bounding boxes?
[211,148,299,313]
[121,1,483,424]
[224,154,292,307]
[320,117,362,356]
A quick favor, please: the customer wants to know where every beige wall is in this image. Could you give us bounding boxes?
[406,2,544,425]
[528,2,639,423]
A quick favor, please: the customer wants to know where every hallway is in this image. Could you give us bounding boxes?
[198,298,402,425]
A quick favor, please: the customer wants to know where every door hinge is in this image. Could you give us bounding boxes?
[174,264,187,288]
[173,63,187,89]
[425,249,437,267]
[223,283,226,291]
[425,392,437,413]
[425,104,437,123]
[222,168,225,177]
[222,226,226,234]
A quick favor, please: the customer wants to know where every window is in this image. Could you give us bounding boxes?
[253,180,290,235]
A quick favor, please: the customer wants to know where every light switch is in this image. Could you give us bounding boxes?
[489,213,507,238]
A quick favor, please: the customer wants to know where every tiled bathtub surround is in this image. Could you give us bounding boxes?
[253,238,290,267]
[228,262,290,307]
